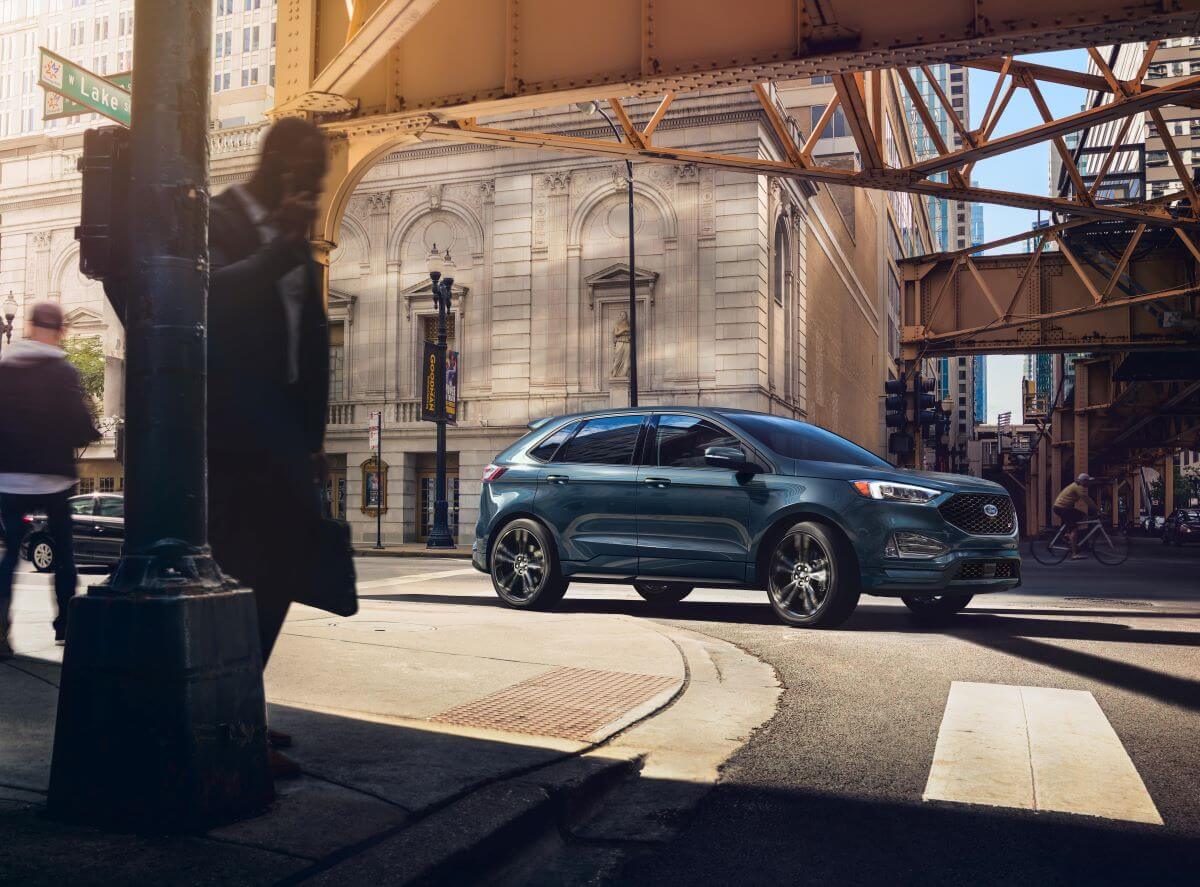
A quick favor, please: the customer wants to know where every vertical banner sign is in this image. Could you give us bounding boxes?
[368,409,381,453]
[37,48,132,128]
[444,350,459,426]
[421,344,459,424]
[421,342,439,422]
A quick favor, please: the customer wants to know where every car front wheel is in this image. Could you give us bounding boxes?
[490,519,568,611]
[633,582,693,605]
[901,593,974,620]
[29,537,55,573]
[766,521,860,628]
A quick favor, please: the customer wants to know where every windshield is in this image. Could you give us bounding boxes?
[719,412,890,469]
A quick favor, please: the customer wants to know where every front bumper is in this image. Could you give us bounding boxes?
[862,547,1022,596]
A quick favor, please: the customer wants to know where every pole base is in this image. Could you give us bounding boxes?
[47,582,273,832]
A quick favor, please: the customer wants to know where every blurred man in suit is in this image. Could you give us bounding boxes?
[207,118,329,777]
[0,302,100,657]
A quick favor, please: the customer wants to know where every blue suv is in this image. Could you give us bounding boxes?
[472,408,1020,628]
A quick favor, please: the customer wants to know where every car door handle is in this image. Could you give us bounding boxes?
[643,477,672,488]
[546,475,570,485]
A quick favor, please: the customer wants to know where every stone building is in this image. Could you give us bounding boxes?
[321,84,933,543]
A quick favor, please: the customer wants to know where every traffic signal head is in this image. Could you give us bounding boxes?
[76,126,131,284]
[885,378,912,451]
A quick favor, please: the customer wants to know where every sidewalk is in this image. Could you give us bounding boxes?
[0,566,778,885]
[351,543,473,558]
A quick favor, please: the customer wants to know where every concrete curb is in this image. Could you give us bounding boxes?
[293,752,644,885]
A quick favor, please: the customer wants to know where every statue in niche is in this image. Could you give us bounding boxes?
[610,310,631,379]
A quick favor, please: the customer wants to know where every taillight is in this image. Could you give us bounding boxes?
[482,464,506,482]
[22,515,33,523]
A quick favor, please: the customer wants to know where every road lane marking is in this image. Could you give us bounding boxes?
[924,681,1162,825]
[356,567,480,590]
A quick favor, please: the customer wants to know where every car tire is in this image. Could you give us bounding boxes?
[901,593,974,620]
[29,537,55,573]
[489,519,568,611]
[633,581,693,605]
[765,521,860,628]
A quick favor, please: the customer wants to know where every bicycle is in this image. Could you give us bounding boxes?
[1030,517,1129,565]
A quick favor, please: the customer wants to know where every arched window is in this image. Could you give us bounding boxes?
[772,217,790,305]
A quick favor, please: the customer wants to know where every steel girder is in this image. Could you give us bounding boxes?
[899,224,1200,358]
[275,1,1200,244]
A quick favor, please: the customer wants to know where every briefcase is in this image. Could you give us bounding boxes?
[292,517,359,617]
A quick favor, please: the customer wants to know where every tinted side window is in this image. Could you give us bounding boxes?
[98,497,124,518]
[557,416,644,465]
[720,413,889,468]
[529,421,578,462]
[69,497,94,516]
[655,415,741,468]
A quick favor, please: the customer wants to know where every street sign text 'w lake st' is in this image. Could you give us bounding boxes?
[38,48,131,128]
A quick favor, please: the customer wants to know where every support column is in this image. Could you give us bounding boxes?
[1131,469,1142,523]
[1111,478,1120,527]
[48,0,272,831]
[1163,454,1175,514]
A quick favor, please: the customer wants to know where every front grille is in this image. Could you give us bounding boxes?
[955,560,1019,581]
[939,493,1016,535]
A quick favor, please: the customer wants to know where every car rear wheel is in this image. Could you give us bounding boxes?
[766,521,860,628]
[490,519,568,611]
[901,593,974,619]
[633,582,693,605]
[29,537,55,573]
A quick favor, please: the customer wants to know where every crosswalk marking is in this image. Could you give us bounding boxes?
[925,681,1162,825]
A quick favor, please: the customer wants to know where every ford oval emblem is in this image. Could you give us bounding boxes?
[983,504,999,518]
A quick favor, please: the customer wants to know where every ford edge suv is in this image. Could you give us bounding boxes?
[472,408,1020,628]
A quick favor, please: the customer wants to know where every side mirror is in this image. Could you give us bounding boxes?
[704,445,760,474]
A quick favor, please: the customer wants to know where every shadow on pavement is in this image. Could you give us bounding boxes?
[612,780,1200,886]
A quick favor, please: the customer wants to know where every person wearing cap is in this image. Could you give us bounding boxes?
[1053,473,1099,560]
[0,302,100,658]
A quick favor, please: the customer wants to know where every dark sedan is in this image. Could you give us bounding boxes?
[1162,508,1200,546]
[21,493,124,572]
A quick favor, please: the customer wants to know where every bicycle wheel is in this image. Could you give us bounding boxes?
[1092,527,1129,565]
[1030,528,1070,565]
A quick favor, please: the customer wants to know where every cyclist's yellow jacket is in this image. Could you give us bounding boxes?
[1054,482,1094,512]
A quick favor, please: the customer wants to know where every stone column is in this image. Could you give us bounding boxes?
[671,163,700,381]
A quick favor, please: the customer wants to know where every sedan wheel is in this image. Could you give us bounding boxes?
[31,539,55,573]
[901,593,974,620]
[490,519,568,611]
[767,522,860,628]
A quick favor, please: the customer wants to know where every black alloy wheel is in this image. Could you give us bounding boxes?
[766,521,860,628]
[490,519,568,610]
[901,593,974,620]
[633,582,693,605]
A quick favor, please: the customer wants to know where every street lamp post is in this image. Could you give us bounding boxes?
[578,101,638,406]
[0,295,17,359]
[426,246,456,549]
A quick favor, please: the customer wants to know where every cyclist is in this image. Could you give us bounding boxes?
[1053,473,1098,560]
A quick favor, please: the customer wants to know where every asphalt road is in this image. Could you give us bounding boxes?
[603,538,1200,886]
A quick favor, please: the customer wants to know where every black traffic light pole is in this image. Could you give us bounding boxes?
[49,0,272,830]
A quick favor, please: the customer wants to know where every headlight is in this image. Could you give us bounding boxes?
[851,480,941,504]
[884,531,949,559]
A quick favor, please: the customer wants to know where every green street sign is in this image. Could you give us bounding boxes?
[38,48,131,128]
[44,69,131,121]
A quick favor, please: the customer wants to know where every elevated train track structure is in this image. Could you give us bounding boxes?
[275,0,1200,504]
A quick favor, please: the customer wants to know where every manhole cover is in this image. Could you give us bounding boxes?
[430,666,677,741]
[1062,598,1152,609]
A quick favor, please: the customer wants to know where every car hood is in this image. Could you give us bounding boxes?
[787,460,1008,495]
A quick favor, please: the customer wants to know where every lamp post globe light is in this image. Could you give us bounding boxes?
[577,100,639,407]
[0,294,17,359]
[426,244,457,549]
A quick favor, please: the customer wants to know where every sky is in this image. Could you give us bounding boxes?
[965,50,1090,423]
